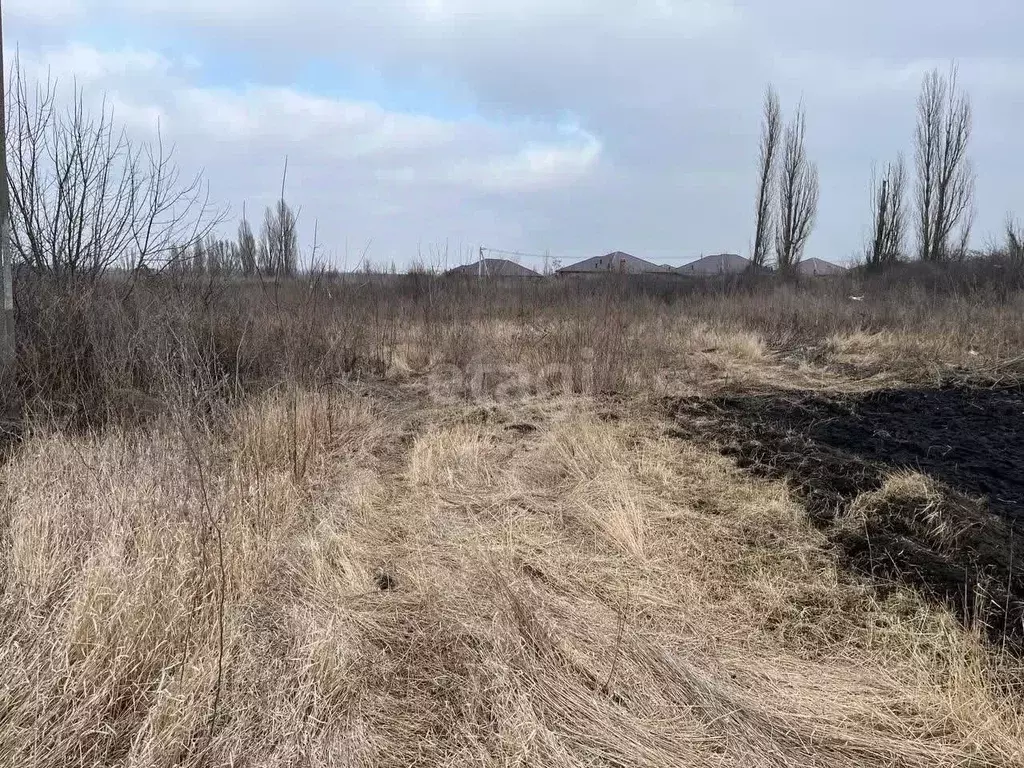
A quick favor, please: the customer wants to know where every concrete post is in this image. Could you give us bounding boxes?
[0,1,13,372]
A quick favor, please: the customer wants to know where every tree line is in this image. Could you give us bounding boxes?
[167,200,300,277]
[2,54,1019,282]
[752,63,1015,273]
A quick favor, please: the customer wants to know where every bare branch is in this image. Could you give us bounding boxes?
[4,56,224,280]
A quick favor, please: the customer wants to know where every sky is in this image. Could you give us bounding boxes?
[5,0,1024,270]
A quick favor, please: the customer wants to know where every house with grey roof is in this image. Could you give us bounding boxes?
[675,253,758,275]
[556,251,670,275]
[446,258,540,277]
[796,258,846,276]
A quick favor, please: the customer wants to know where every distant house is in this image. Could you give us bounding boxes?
[797,258,846,276]
[556,251,670,275]
[675,253,756,275]
[445,258,540,277]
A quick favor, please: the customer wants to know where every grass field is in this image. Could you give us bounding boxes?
[2,264,1024,766]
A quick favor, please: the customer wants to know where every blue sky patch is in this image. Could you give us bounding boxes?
[55,18,480,123]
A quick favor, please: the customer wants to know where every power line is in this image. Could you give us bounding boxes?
[478,246,552,261]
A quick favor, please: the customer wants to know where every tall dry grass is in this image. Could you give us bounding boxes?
[5,262,1021,560]
[2,386,1023,766]
[2,261,1024,765]
[7,255,1024,434]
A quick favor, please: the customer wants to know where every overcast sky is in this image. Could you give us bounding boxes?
[6,1,1023,269]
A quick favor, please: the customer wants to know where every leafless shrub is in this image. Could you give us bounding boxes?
[915,65,974,262]
[4,57,221,279]
[11,269,399,430]
[774,104,819,274]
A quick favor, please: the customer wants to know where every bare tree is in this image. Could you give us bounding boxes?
[190,240,206,274]
[237,213,257,276]
[1006,216,1024,266]
[5,58,221,279]
[915,70,941,261]
[751,85,782,270]
[200,236,236,275]
[867,155,907,269]
[774,103,819,273]
[259,198,298,277]
[166,243,185,275]
[915,65,974,262]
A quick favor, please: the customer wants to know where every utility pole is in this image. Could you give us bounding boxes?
[0,0,13,372]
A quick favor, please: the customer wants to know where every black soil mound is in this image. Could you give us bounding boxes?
[669,384,1024,650]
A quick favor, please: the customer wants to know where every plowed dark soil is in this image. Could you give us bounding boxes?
[669,384,1024,650]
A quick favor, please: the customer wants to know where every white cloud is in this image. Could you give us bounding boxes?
[19,44,173,84]
[450,132,602,192]
[39,0,738,27]
[5,0,84,24]
[771,53,1024,98]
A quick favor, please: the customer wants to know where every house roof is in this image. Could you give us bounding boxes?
[675,253,754,275]
[556,251,669,274]
[796,258,846,276]
[446,258,540,277]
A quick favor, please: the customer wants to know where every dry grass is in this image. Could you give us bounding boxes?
[822,331,981,380]
[846,471,948,536]
[4,266,1024,765]
[10,260,1024,434]
[3,380,1023,767]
